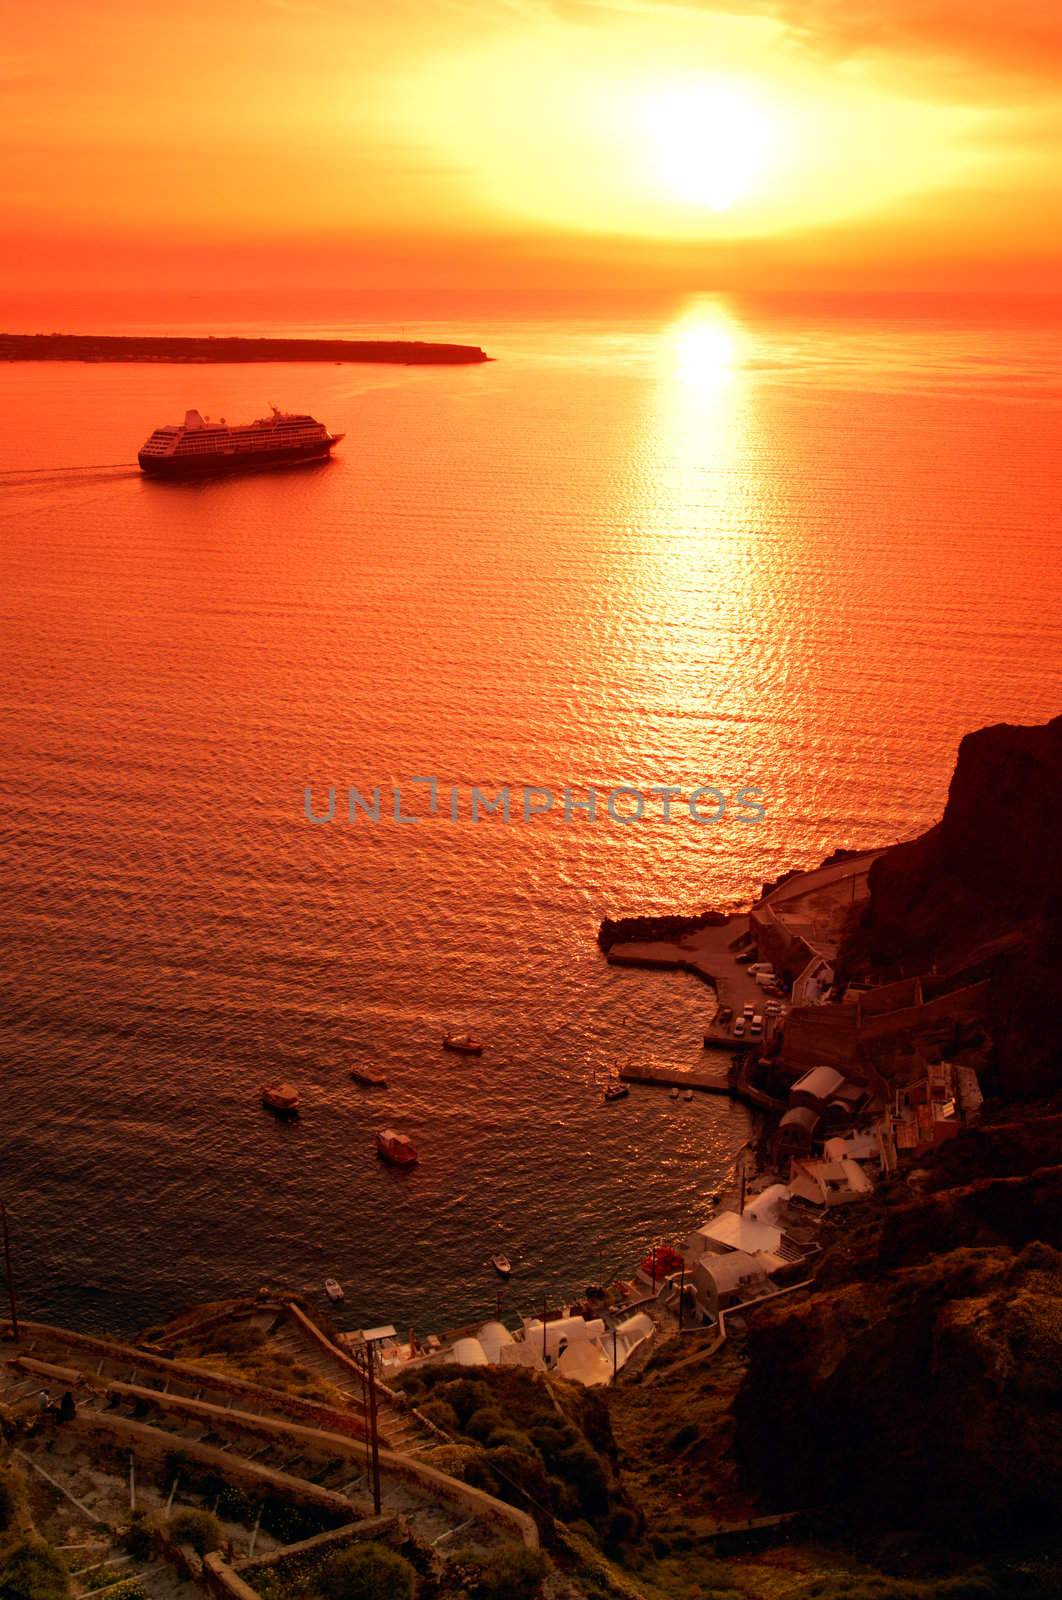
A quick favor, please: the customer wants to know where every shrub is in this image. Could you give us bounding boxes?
[457,1543,547,1600]
[437,1379,494,1427]
[215,1483,254,1523]
[418,1399,459,1434]
[120,1512,157,1559]
[0,1536,71,1600]
[168,1508,223,1555]
[260,1497,327,1545]
[466,1406,506,1442]
[482,1446,554,1532]
[485,1428,540,1458]
[554,1440,610,1518]
[547,1473,581,1520]
[318,1541,416,1600]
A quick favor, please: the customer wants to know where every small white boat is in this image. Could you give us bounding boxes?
[669,1087,680,1100]
[324,1278,344,1302]
[491,1253,512,1278]
[683,1089,694,1102]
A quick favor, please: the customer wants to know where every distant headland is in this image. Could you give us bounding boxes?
[0,332,491,364]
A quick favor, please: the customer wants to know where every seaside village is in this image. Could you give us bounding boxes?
[0,848,995,1600]
[338,846,988,1388]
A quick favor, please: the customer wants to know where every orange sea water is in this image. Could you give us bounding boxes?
[1,296,1060,1335]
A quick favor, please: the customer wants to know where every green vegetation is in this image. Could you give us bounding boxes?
[395,1364,640,1546]
[0,1536,70,1600]
[119,1511,158,1560]
[168,1507,223,1554]
[260,1495,331,1546]
[167,1318,339,1403]
[318,1541,417,1600]
[449,1543,547,1600]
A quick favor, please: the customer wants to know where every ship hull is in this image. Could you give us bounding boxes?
[138,438,337,478]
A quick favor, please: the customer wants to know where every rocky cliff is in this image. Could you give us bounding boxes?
[842,712,1062,1097]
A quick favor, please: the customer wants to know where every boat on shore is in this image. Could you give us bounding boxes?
[261,1082,300,1117]
[491,1253,513,1278]
[376,1128,419,1167]
[443,1032,484,1056]
[138,406,343,478]
[350,1065,389,1088]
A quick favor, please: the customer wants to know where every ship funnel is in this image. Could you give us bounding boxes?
[184,409,205,429]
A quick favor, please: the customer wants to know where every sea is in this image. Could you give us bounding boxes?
[1,294,1061,1340]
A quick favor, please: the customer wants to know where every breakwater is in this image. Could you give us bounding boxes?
[0,333,490,364]
[597,909,729,954]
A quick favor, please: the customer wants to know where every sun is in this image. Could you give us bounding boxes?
[643,80,776,212]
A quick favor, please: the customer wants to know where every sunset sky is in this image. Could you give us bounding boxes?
[4,0,1062,307]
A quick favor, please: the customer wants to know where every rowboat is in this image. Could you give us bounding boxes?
[376,1128,418,1167]
[324,1278,344,1302]
[350,1066,389,1088]
[491,1253,512,1278]
[261,1082,300,1117]
[443,1033,484,1055]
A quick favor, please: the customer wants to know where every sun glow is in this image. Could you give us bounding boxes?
[645,83,775,213]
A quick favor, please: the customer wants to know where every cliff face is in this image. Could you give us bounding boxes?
[734,1238,1062,1540]
[843,713,1062,1097]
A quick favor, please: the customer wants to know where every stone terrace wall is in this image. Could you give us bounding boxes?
[5,1318,373,1443]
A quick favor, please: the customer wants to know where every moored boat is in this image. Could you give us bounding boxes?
[376,1128,418,1167]
[324,1278,344,1302]
[603,1082,629,1102]
[350,1065,389,1088]
[491,1253,513,1278]
[261,1082,300,1116]
[442,1032,483,1055]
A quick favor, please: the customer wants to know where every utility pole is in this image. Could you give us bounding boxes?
[542,1295,548,1364]
[651,1243,657,1293]
[612,1325,618,1383]
[363,1342,382,1516]
[678,1262,686,1330]
[1,1201,19,1341]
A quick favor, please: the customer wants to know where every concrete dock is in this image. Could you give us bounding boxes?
[619,1064,735,1094]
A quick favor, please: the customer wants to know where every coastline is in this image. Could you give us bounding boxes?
[0,333,491,364]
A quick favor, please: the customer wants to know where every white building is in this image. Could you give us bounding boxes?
[692,1249,773,1322]
[789,1156,873,1208]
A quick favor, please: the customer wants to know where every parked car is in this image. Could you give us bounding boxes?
[765,1001,784,1014]
[743,1002,755,1017]
[750,1015,764,1037]
[748,963,774,976]
[763,984,786,998]
[717,1006,733,1026]
[733,1017,746,1037]
[736,951,756,965]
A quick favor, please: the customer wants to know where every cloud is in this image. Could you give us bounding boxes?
[546,0,1062,86]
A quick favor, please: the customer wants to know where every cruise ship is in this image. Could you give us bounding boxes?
[138,407,343,478]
